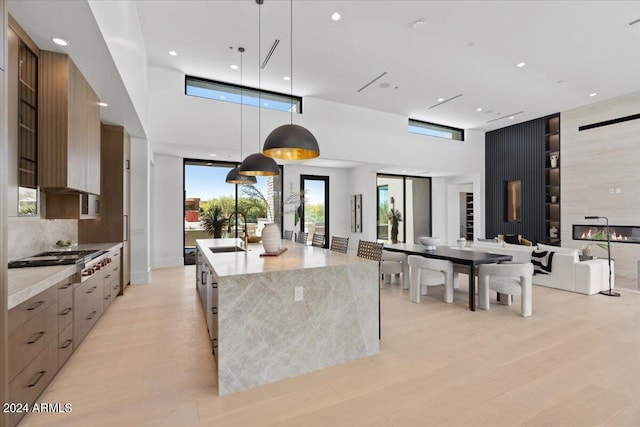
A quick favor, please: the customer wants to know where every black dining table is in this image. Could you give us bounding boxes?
[384,244,512,311]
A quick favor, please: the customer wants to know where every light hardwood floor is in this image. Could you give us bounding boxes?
[21,267,640,426]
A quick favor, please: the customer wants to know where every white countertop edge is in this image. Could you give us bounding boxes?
[8,242,124,310]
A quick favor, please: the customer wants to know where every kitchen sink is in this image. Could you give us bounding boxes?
[209,246,245,253]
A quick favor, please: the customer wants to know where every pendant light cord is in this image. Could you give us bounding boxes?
[239,47,244,161]
[290,0,294,122]
[258,1,262,153]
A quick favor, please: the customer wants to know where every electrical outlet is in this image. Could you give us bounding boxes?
[294,286,303,302]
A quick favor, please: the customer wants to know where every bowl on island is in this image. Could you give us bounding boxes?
[418,236,440,250]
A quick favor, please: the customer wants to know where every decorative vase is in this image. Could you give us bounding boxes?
[261,223,281,253]
[551,195,557,203]
[550,155,558,168]
[456,237,467,249]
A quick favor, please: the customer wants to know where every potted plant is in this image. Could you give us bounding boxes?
[201,205,228,238]
[388,208,402,243]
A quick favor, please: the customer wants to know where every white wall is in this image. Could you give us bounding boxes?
[130,137,151,283]
[152,154,183,268]
[562,91,640,288]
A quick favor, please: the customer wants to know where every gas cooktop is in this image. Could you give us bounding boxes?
[8,250,106,268]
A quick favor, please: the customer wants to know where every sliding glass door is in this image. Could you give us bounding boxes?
[183,159,282,264]
[376,174,431,244]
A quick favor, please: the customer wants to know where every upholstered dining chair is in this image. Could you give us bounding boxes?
[380,250,409,289]
[283,229,294,241]
[295,232,308,244]
[311,233,325,248]
[356,240,383,262]
[407,255,455,304]
[478,262,533,317]
[330,236,349,254]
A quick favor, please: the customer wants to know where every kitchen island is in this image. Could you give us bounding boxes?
[196,238,379,396]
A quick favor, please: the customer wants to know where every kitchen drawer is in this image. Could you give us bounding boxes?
[8,284,57,333]
[8,302,58,381]
[58,323,74,368]
[57,276,74,297]
[74,293,103,347]
[111,277,121,300]
[8,339,58,427]
[58,291,74,333]
[74,271,103,308]
[103,281,112,310]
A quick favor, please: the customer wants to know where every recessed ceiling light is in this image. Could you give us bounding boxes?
[283,76,291,81]
[476,108,482,112]
[412,20,424,30]
[331,12,341,21]
[589,92,597,97]
[437,98,444,102]
[97,102,108,107]
[209,154,217,157]
[509,116,515,120]
[52,37,69,46]
[168,50,178,56]
[230,64,239,70]
[516,62,526,68]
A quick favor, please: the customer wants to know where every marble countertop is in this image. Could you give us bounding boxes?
[196,238,373,277]
[8,242,123,310]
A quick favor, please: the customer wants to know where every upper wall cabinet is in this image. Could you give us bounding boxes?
[38,51,100,195]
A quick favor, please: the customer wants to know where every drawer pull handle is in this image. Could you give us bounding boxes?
[212,307,218,315]
[61,339,73,349]
[212,282,218,289]
[104,274,111,279]
[114,267,119,271]
[27,331,46,345]
[27,371,47,388]
[60,307,72,316]
[26,300,45,311]
[86,286,97,294]
[105,295,111,300]
[86,311,97,320]
[59,283,72,290]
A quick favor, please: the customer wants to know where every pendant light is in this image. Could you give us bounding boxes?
[262,0,319,160]
[239,0,280,177]
[226,47,257,185]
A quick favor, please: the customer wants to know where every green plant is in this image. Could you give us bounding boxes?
[201,205,228,238]
[387,208,402,243]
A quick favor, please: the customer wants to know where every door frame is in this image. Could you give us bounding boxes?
[300,174,329,248]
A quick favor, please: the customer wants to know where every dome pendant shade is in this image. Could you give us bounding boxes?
[238,153,280,176]
[225,167,257,184]
[263,124,320,160]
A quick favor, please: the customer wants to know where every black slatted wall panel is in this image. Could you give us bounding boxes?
[485,116,548,243]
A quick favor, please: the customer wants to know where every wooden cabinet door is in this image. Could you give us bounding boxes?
[67,60,86,192]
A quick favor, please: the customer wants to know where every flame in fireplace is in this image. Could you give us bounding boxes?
[580,229,628,241]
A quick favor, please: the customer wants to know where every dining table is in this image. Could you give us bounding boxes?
[383,243,513,311]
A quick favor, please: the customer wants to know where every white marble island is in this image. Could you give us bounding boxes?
[195,238,379,396]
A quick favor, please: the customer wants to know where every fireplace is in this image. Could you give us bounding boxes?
[573,224,640,244]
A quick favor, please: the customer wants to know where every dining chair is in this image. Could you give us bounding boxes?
[295,231,308,244]
[311,233,325,248]
[356,240,383,262]
[380,250,409,289]
[283,229,294,241]
[478,262,533,317]
[407,255,455,304]
[330,236,349,254]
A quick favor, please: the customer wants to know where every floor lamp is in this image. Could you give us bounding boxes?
[584,215,620,297]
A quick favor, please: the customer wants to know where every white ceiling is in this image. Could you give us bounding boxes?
[6,1,640,174]
[136,0,640,131]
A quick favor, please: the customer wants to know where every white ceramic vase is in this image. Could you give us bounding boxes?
[261,223,281,253]
[456,237,467,249]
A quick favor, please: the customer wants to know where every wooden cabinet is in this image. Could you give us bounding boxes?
[79,124,131,289]
[7,275,73,427]
[545,115,561,244]
[196,249,219,358]
[38,50,100,194]
[73,271,104,347]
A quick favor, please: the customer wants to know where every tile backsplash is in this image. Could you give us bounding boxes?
[7,218,78,260]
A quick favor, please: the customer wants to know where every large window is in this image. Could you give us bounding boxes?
[183,159,282,264]
[185,76,302,113]
[377,174,431,244]
[408,119,464,141]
